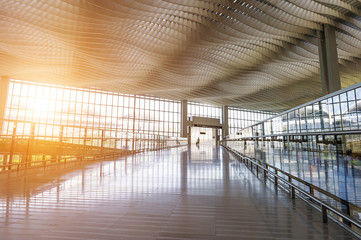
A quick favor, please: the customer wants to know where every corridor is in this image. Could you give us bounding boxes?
[0,144,357,240]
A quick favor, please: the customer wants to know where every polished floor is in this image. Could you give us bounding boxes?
[0,143,358,239]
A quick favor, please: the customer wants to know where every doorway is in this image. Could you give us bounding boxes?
[190,126,219,145]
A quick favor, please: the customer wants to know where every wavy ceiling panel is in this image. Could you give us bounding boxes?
[0,0,361,112]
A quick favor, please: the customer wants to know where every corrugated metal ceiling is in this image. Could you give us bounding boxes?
[1,0,361,112]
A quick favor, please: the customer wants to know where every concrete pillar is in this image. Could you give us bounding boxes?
[215,128,220,145]
[317,31,328,95]
[324,25,341,93]
[317,25,341,95]
[222,105,229,139]
[180,100,188,138]
[0,76,10,134]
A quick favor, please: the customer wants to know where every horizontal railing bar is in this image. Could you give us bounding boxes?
[0,118,143,132]
[226,130,361,141]
[0,135,186,140]
[0,143,186,173]
[1,153,122,167]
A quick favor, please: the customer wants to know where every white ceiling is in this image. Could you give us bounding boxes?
[1,0,361,112]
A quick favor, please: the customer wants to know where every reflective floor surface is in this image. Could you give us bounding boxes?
[0,143,358,239]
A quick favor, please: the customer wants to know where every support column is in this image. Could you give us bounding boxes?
[317,31,328,95]
[317,25,341,95]
[222,105,229,139]
[180,100,188,138]
[0,76,10,134]
[132,96,136,151]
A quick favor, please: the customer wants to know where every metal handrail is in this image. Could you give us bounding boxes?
[223,147,361,213]
[266,162,360,212]
[0,151,127,172]
[226,129,361,141]
[0,134,187,142]
[223,145,361,234]
[0,141,186,173]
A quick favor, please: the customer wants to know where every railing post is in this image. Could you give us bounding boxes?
[288,176,295,199]
[26,123,35,168]
[8,124,17,170]
[101,130,105,152]
[290,186,295,199]
[341,201,351,227]
[274,169,278,188]
[322,205,328,223]
[43,154,46,167]
[256,165,258,177]
[263,166,267,181]
[2,154,8,171]
[84,128,87,146]
[310,186,314,196]
[60,126,64,143]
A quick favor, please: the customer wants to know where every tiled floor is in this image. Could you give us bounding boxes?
[0,143,358,239]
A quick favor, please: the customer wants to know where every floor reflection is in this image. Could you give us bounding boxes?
[0,144,356,239]
[0,144,230,227]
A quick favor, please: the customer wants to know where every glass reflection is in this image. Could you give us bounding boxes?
[225,136,361,208]
[0,145,240,226]
[229,84,361,138]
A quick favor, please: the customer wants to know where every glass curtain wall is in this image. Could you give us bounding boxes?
[3,79,278,150]
[187,102,222,120]
[187,102,274,135]
[228,83,361,139]
[223,82,361,214]
[228,107,275,135]
[3,79,181,150]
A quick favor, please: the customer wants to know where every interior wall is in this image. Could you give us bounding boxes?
[191,127,216,144]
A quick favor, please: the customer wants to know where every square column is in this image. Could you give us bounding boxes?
[222,105,229,138]
[180,100,188,138]
[317,25,341,95]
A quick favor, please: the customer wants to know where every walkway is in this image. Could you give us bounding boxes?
[0,143,357,239]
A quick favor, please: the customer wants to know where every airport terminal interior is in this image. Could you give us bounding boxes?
[1,0,361,239]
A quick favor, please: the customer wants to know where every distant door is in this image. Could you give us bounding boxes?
[191,127,216,145]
